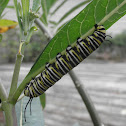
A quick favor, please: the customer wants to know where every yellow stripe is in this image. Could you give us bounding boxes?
[38,77,48,89]
[71,50,83,61]
[82,41,93,53]
[61,57,72,70]
[92,36,102,45]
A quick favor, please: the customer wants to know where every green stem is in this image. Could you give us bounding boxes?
[0,80,16,126]
[8,54,23,100]
[2,102,14,126]
[69,71,104,126]
[0,79,7,101]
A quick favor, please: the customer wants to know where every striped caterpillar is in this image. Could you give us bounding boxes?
[24,24,106,121]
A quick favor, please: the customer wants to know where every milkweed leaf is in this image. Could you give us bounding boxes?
[27,0,126,79]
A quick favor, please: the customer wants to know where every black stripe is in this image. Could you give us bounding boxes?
[78,41,90,56]
[88,36,98,50]
[32,83,41,96]
[56,54,67,75]
[41,72,53,87]
[37,77,47,91]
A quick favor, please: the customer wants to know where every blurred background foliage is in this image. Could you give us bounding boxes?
[0,28,48,63]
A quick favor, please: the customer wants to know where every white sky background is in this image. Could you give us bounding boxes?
[4,0,126,36]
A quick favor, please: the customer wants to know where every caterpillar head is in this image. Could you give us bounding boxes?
[94,24,106,34]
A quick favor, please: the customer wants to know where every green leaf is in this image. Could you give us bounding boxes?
[39,93,46,109]
[57,0,92,25]
[13,0,23,35]
[0,34,2,42]
[6,5,15,9]
[32,0,41,12]
[0,19,18,27]
[26,0,126,80]
[15,97,44,126]
[0,19,18,33]
[41,0,57,25]
[0,0,9,17]
[46,0,57,14]
[21,0,30,35]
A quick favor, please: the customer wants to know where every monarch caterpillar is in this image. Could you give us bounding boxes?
[24,24,106,121]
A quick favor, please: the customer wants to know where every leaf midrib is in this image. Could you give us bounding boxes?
[81,0,126,40]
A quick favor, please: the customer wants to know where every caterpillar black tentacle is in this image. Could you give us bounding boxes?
[24,24,107,121]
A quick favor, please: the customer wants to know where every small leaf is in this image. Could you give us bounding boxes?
[0,0,9,17]
[41,0,57,25]
[18,2,22,18]
[21,0,30,35]
[0,19,18,33]
[39,93,46,109]
[13,0,23,33]
[41,0,48,25]
[29,11,39,22]
[32,0,41,12]
[0,34,2,42]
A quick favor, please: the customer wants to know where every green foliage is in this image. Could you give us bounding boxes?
[39,93,46,109]
[21,0,30,35]
[0,19,18,27]
[32,0,41,12]
[0,0,9,17]
[41,0,57,25]
[0,29,47,62]
[26,0,126,81]
[0,34,2,42]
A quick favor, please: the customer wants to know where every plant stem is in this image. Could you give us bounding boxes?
[2,102,14,126]
[0,79,7,101]
[0,80,13,126]
[69,70,104,126]
[8,54,23,100]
